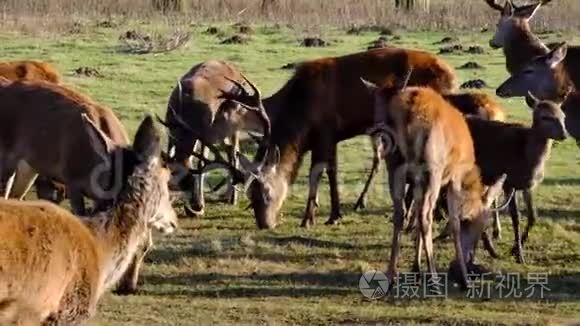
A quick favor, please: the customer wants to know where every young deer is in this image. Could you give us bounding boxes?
[362,75,506,290]
[354,92,506,213]
[0,116,177,324]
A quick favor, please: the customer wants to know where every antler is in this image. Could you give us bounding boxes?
[221,74,271,142]
[484,0,504,11]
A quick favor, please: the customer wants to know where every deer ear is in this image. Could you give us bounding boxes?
[133,115,162,163]
[82,114,113,163]
[525,91,540,109]
[546,43,568,69]
[360,78,379,94]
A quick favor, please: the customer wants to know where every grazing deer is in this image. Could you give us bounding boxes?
[462,93,568,263]
[0,115,177,325]
[164,60,270,216]
[496,43,580,142]
[233,48,457,229]
[361,75,507,290]
[354,92,506,212]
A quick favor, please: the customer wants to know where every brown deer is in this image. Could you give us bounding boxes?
[497,43,580,140]
[361,76,507,290]
[234,48,457,229]
[163,60,270,217]
[0,115,177,324]
[354,92,506,212]
[0,60,61,84]
[0,80,168,294]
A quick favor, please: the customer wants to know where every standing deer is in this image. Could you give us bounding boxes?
[235,48,457,229]
[0,115,177,325]
[497,42,580,140]
[361,76,507,290]
[164,60,270,216]
[354,92,506,212]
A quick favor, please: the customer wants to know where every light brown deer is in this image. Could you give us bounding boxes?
[232,48,457,229]
[361,76,507,290]
[163,60,270,216]
[0,298,42,326]
[354,92,506,212]
[0,116,177,325]
[0,60,61,84]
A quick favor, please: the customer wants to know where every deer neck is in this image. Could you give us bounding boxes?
[89,186,151,292]
[526,131,553,185]
[504,23,549,75]
[552,65,575,102]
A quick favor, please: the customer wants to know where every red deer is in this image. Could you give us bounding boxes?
[0,80,167,294]
[0,61,64,203]
[496,43,580,140]
[0,60,61,84]
[354,92,506,212]
[0,116,177,324]
[361,76,507,290]
[461,93,567,263]
[163,60,270,216]
[234,48,457,229]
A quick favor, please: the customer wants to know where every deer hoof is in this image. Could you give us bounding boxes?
[113,284,139,296]
[353,199,366,211]
[184,204,204,217]
[511,246,525,264]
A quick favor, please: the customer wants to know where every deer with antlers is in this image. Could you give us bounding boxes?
[162,60,270,216]
[361,71,508,290]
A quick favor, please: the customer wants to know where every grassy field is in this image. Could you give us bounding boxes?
[1,23,580,325]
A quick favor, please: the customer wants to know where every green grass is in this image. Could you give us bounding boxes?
[1,24,580,325]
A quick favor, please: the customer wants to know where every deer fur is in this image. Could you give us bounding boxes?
[164,60,269,216]
[485,0,580,87]
[0,298,42,326]
[496,43,580,140]
[237,48,457,229]
[354,91,506,211]
[0,116,177,325]
[0,60,61,84]
[464,93,567,264]
[362,78,505,290]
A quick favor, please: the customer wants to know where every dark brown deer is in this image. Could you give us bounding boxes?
[163,60,270,216]
[361,76,507,290]
[236,48,457,229]
[354,92,506,213]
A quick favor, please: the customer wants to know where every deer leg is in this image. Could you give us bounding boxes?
[447,185,469,290]
[481,230,500,259]
[35,176,63,203]
[508,191,525,264]
[354,139,381,211]
[300,149,324,228]
[404,180,416,233]
[8,160,38,200]
[416,171,441,279]
[492,199,502,240]
[187,140,206,216]
[385,157,408,292]
[325,144,343,225]
[3,172,15,200]
[67,187,87,216]
[224,133,240,205]
[521,189,536,245]
[114,230,153,295]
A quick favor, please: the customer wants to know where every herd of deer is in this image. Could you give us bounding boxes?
[0,0,577,324]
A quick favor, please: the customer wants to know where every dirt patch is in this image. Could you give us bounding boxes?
[233,23,254,34]
[458,61,484,70]
[73,66,103,78]
[96,20,116,28]
[465,45,485,54]
[439,44,464,54]
[204,26,221,35]
[221,34,250,45]
[120,30,151,42]
[460,79,488,89]
[346,24,393,35]
[434,36,459,44]
[367,38,388,50]
[301,37,328,47]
